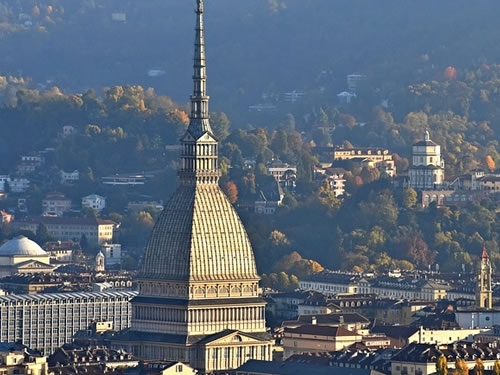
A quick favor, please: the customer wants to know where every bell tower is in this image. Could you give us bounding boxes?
[476,246,492,309]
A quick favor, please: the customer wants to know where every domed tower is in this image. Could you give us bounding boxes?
[408,129,445,190]
[112,1,272,372]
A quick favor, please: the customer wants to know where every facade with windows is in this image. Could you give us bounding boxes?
[0,290,136,355]
[100,243,122,266]
[12,216,116,246]
[333,146,396,177]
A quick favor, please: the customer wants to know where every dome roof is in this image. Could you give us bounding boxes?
[0,236,47,256]
[139,184,259,282]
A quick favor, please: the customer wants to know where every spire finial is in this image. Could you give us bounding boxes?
[188,0,211,137]
[481,245,489,260]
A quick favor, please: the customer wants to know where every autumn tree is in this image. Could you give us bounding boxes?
[269,230,290,247]
[444,66,457,80]
[474,358,485,375]
[436,355,448,375]
[455,358,468,375]
[485,155,496,171]
[494,360,500,375]
[222,181,238,204]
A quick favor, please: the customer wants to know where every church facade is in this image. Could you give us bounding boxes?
[407,130,445,190]
[111,1,272,373]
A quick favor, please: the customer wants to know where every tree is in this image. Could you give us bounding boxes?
[210,112,231,141]
[485,155,496,171]
[81,206,98,218]
[80,234,89,250]
[269,230,290,247]
[444,66,457,80]
[35,223,53,244]
[494,360,500,375]
[270,129,289,158]
[455,358,468,375]
[222,181,238,203]
[474,358,485,375]
[436,355,448,375]
[403,187,418,208]
[277,272,291,291]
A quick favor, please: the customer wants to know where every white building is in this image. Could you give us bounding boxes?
[60,170,80,184]
[300,272,450,301]
[100,243,122,266]
[408,130,445,190]
[0,176,30,193]
[0,236,53,277]
[81,194,106,212]
[0,290,137,355]
[42,193,72,216]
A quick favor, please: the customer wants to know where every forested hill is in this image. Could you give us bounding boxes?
[1,0,500,119]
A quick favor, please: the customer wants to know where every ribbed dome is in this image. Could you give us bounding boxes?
[140,184,259,281]
[0,236,47,256]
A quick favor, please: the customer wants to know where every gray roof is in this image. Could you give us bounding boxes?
[0,290,137,304]
[0,236,47,256]
[235,360,370,375]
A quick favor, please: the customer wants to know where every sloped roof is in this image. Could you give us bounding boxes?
[139,184,259,282]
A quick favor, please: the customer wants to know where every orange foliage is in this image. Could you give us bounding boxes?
[222,181,238,204]
[170,108,189,125]
[485,155,496,171]
[443,66,457,80]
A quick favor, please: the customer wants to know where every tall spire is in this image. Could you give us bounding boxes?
[179,0,220,185]
[188,0,212,137]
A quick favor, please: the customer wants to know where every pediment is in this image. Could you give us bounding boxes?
[15,260,53,270]
[181,132,196,142]
[199,132,217,143]
[204,331,267,346]
[181,131,217,144]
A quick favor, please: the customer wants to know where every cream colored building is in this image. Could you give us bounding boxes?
[12,217,116,246]
[0,347,48,375]
[0,236,53,277]
[391,342,500,375]
[333,146,396,176]
[110,1,272,373]
[408,326,488,345]
[42,192,72,216]
[408,130,445,190]
[282,324,361,359]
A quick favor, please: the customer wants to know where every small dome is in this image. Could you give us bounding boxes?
[0,236,47,256]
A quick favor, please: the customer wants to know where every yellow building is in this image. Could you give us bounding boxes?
[282,325,361,359]
[0,345,48,375]
[333,146,396,176]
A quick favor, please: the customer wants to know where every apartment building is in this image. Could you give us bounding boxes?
[12,216,116,246]
[0,290,137,355]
